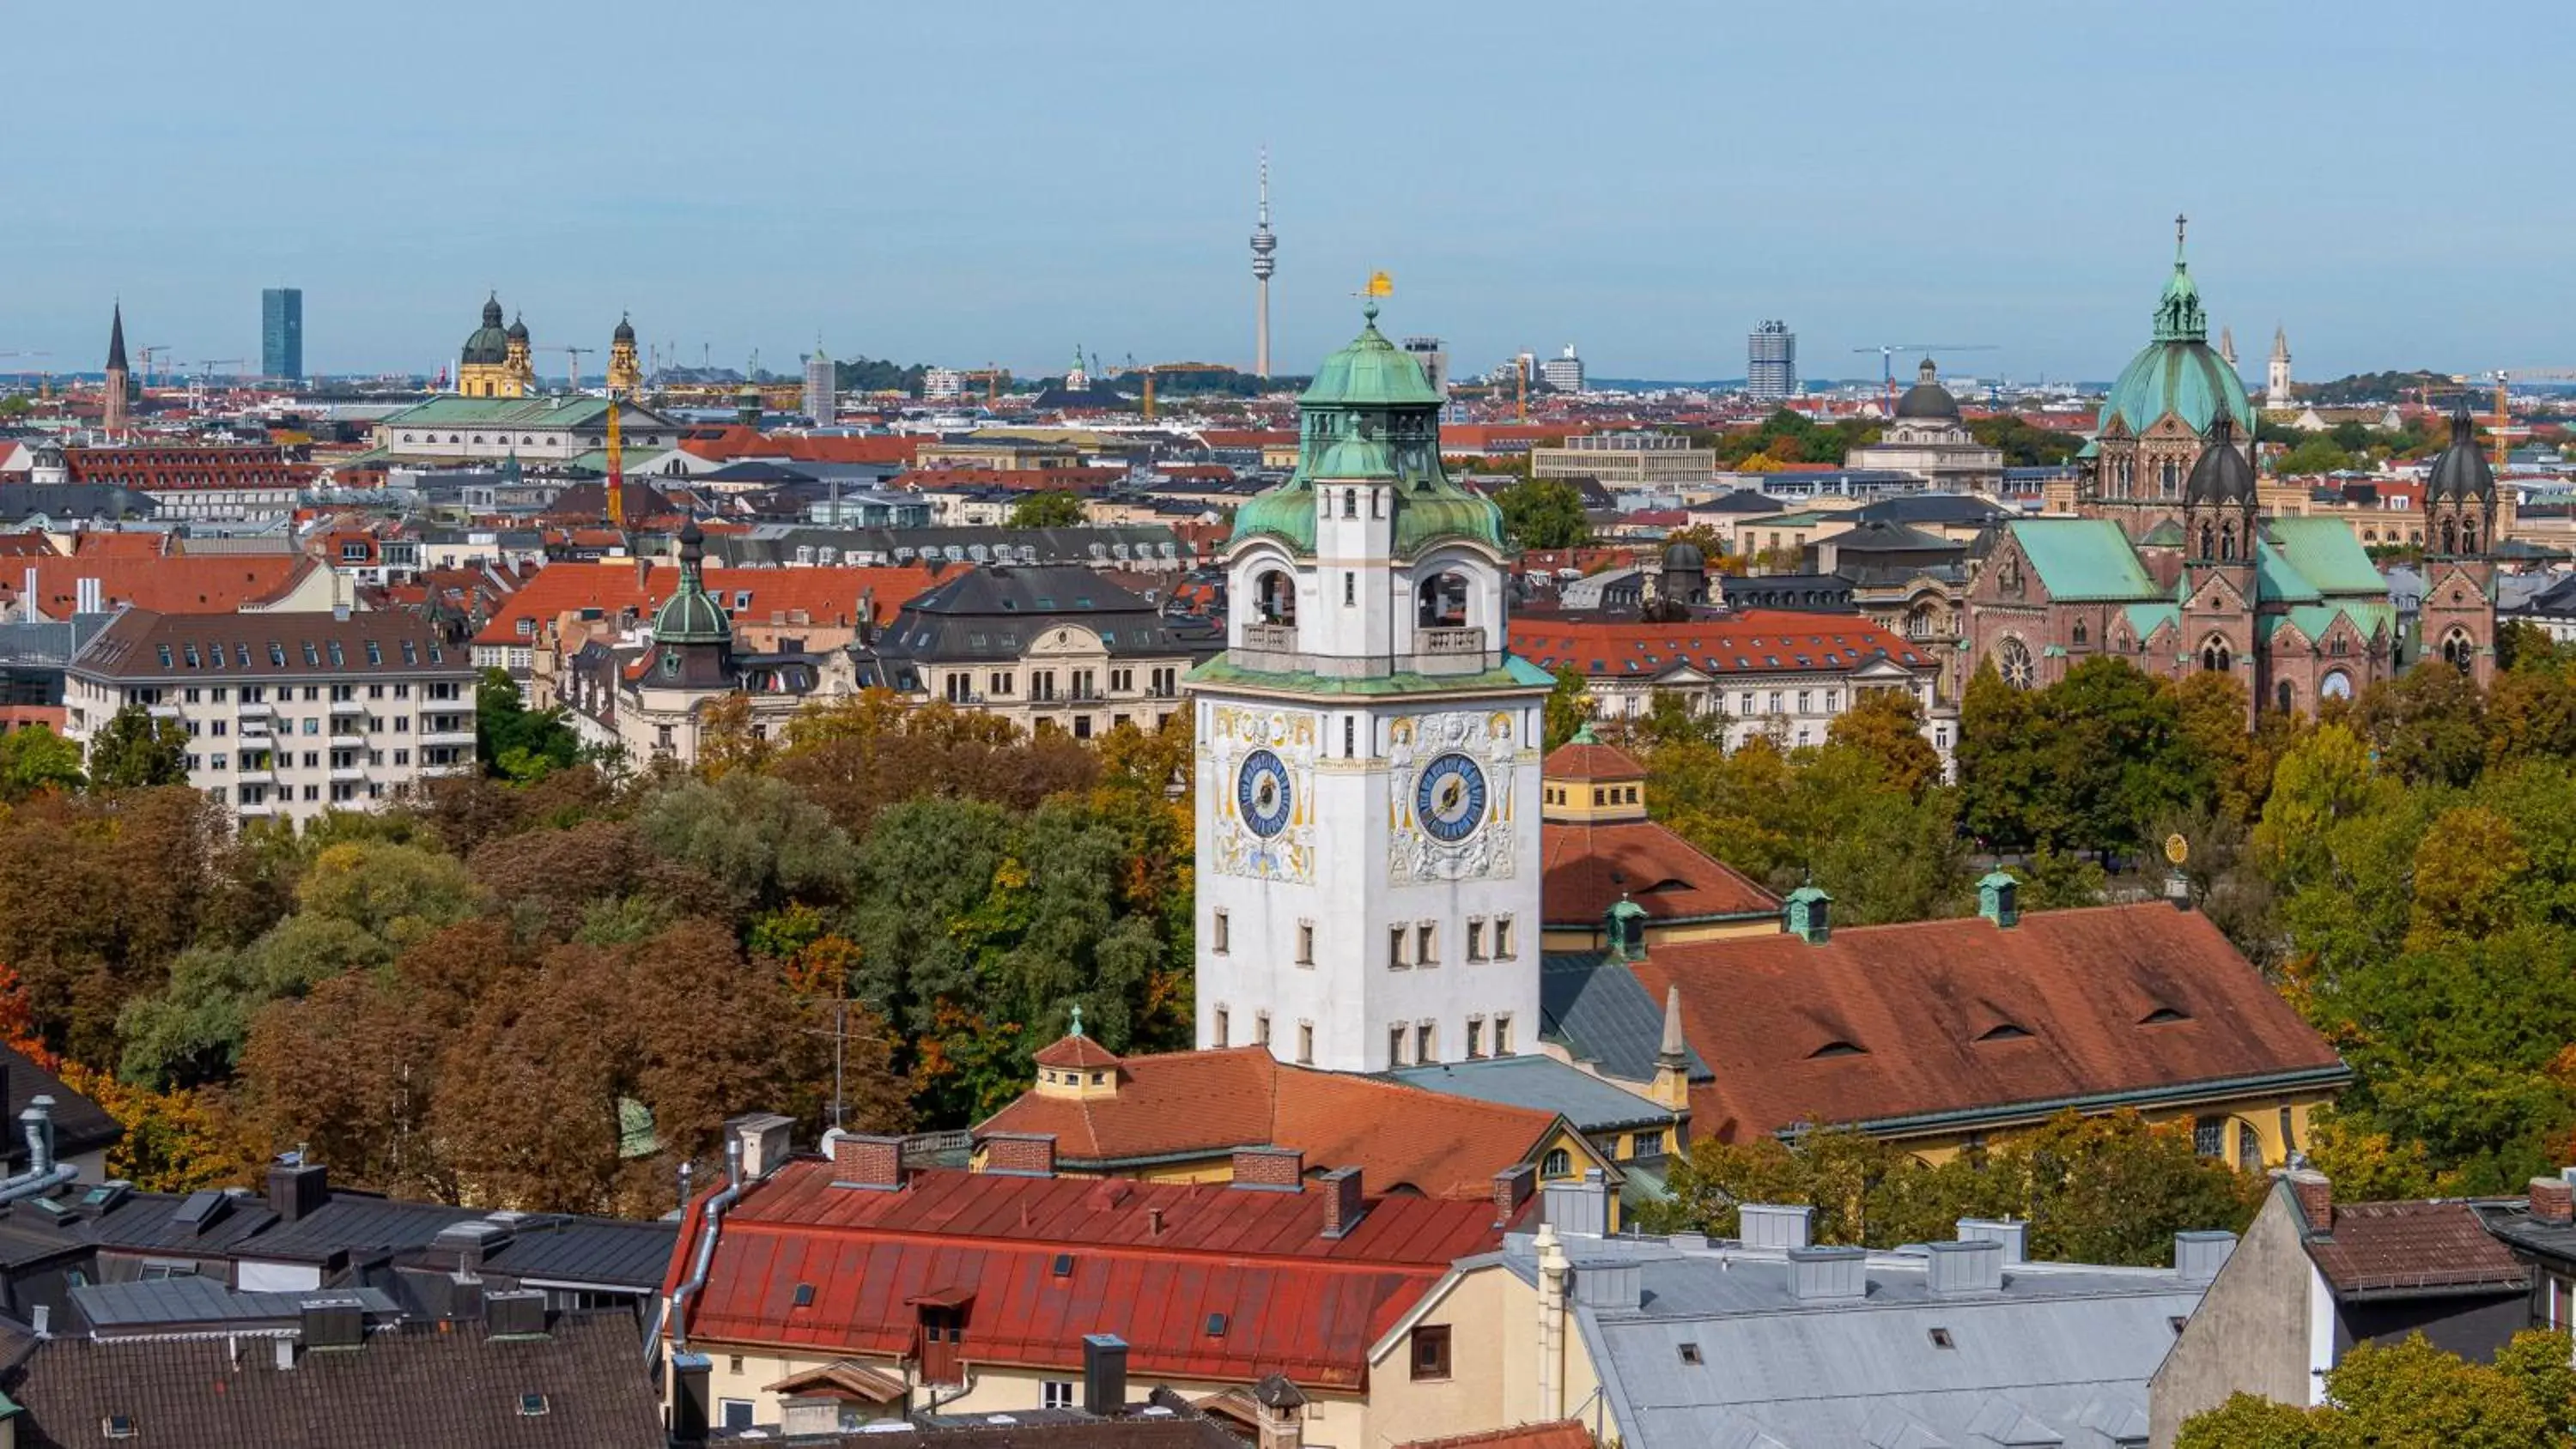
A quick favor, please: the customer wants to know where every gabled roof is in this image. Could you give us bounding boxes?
[0,1311,664,1449]
[2296,1197,2525,1298]
[978,1046,1569,1199]
[1541,953,1711,1084]
[469,560,938,648]
[672,1160,1504,1389]
[2263,517,2387,597]
[1382,1056,1674,1134]
[2004,519,2162,602]
[0,555,318,618]
[1620,904,2346,1142]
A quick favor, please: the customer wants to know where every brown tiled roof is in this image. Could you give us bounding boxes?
[1542,818,1779,927]
[2301,1199,2528,1297]
[1630,904,2348,1143]
[73,609,472,682]
[1399,1423,1595,1449]
[0,1311,664,1449]
[469,561,938,647]
[977,1046,1564,1199]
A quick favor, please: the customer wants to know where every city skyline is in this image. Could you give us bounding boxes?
[9,0,2571,384]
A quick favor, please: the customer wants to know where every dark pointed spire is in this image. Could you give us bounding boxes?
[105,303,129,373]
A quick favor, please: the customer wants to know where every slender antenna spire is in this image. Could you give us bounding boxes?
[1250,145,1278,379]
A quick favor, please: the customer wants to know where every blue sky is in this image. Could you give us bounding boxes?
[9,0,2568,385]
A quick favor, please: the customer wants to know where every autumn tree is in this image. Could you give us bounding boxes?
[2177,1332,2574,1449]
[1825,688,1941,797]
[2355,662,2487,789]
[0,724,83,800]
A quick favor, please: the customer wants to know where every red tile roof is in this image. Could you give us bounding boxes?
[677,427,924,467]
[978,1046,1563,1199]
[897,467,1124,494]
[1032,1034,1123,1070]
[469,561,939,647]
[0,555,316,617]
[1543,820,1779,928]
[2300,1199,2528,1296]
[1509,609,1933,678]
[63,444,313,490]
[670,1160,1503,1389]
[1400,1424,1594,1449]
[1540,736,1643,782]
[1629,904,2348,1143]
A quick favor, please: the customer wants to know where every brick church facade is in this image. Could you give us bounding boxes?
[1965,230,2494,719]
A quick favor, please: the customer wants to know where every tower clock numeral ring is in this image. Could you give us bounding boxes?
[1237,749,1293,838]
[1414,752,1488,843]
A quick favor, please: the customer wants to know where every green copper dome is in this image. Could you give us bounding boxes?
[1299,306,1445,409]
[2099,244,2251,438]
[1230,305,1502,558]
[652,518,732,645]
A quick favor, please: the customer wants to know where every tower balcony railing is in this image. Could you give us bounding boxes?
[1238,622,1299,654]
[1417,626,1487,656]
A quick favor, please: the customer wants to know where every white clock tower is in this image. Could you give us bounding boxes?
[1188,302,1552,1073]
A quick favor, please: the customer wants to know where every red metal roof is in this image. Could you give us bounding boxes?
[1542,819,1780,928]
[1507,609,1931,677]
[671,1161,1502,1389]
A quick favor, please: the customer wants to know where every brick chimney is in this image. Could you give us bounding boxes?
[2282,1167,2332,1228]
[981,1132,1057,1178]
[830,1132,905,1191]
[1492,1163,1537,1227]
[1317,1167,1365,1240]
[2531,1176,2574,1225]
[1230,1145,1303,1191]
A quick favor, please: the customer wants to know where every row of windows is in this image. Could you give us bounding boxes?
[940,667,1180,704]
[191,747,422,772]
[1205,913,1516,964]
[150,640,447,671]
[1204,1008,1517,1068]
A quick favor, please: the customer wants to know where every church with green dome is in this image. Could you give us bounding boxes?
[1959,226,2498,724]
[2076,221,2258,541]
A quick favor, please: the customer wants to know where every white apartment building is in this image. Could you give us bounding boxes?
[64,609,480,825]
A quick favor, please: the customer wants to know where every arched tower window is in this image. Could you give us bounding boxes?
[2199,522,2216,559]
[1255,568,1297,626]
[2199,638,2233,674]
[2463,519,2478,555]
[2441,517,2458,555]
[2071,619,2088,646]
[2442,627,2475,672]
[1417,571,1470,628]
[1340,488,1357,519]
[2160,460,2178,497]
[2220,521,2237,561]
[2275,681,2293,715]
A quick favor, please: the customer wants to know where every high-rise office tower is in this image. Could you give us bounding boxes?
[1747,320,1796,402]
[1401,336,1449,397]
[1540,343,1585,394]
[1249,149,1278,379]
[262,288,303,383]
[805,341,835,426]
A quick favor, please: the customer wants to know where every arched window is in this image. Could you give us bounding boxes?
[2160,460,2178,496]
[1416,571,1470,628]
[2463,519,2479,555]
[2275,681,2293,715]
[2441,517,2458,555]
[2199,637,2233,674]
[2321,669,2353,700]
[1340,488,1357,519]
[1255,569,1297,627]
[2199,522,2216,559]
[2441,627,2475,672]
[2071,619,2088,646]
[1540,1148,1572,1179]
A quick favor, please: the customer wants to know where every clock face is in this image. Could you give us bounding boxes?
[1415,753,1488,843]
[1237,749,1293,838]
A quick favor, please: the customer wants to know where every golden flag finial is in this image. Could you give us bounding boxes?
[1364,270,1393,299]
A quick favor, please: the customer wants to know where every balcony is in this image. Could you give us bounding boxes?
[1239,622,1299,653]
[418,730,477,749]
[328,766,368,784]
[328,698,366,715]
[146,703,181,720]
[235,700,273,718]
[1415,625,1495,676]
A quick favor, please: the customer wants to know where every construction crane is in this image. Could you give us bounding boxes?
[136,345,174,389]
[539,345,595,394]
[2480,370,2576,469]
[605,401,625,529]
[192,358,246,380]
[962,366,1011,403]
[1852,343,1998,414]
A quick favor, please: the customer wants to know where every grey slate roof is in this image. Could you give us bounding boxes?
[70,1278,398,1333]
[0,1046,123,1171]
[868,564,1221,665]
[1516,1231,2203,1449]
[1854,495,2013,528]
[0,1310,664,1449]
[1381,1055,1677,1132]
[477,1216,678,1290]
[1541,952,1711,1084]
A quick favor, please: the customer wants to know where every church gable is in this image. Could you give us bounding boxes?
[2183,569,2250,614]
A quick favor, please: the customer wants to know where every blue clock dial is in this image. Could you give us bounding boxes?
[1237,749,1293,838]
[1415,752,1488,843]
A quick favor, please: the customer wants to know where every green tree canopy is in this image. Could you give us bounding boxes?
[1494,477,1592,549]
[87,704,187,791]
[1006,491,1089,529]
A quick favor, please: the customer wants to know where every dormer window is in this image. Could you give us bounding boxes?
[1976,1023,2032,1042]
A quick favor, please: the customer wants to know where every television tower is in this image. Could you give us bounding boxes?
[1250,148,1278,379]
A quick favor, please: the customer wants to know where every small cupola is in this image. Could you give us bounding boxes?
[1030,1005,1124,1100]
[1542,724,1649,826]
[1605,898,1649,962]
[1784,885,1832,944]
[1977,870,2020,929]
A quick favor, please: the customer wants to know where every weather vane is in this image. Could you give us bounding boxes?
[1355,270,1393,318]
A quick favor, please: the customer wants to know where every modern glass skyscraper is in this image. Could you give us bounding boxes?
[261,288,303,382]
[1747,319,1796,403]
